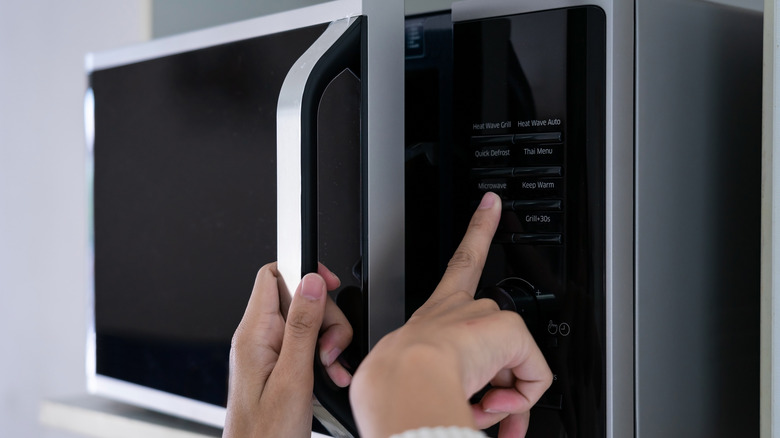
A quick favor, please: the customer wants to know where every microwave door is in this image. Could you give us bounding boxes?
[277,16,364,438]
[88,5,371,431]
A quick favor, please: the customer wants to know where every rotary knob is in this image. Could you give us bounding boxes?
[475,278,559,332]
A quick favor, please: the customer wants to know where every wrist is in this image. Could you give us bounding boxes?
[351,344,475,438]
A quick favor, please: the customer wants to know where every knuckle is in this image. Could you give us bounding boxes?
[340,322,354,341]
[474,296,500,312]
[545,367,555,386]
[447,247,480,272]
[451,290,473,303]
[499,309,527,328]
[287,311,318,337]
[255,262,278,282]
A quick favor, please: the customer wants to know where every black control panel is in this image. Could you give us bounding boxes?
[453,7,607,437]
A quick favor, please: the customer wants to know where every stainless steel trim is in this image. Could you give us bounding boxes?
[277,16,359,298]
[762,3,777,438]
[634,3,761,436]
[85,87,96,395]
[92,375,226,428]
[86,0,361,72]
[361,0,406,348]
[451,2,636,437]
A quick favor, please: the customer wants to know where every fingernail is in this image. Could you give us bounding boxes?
[300,274,325,301]
[322,347,342,367]
[325,267,341,286]
[478,192,497,209]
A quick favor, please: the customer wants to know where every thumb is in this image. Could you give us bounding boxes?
[274,273,328,386]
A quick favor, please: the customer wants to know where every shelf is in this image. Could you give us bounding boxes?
[40,395,332,438]
[40,395,223,438]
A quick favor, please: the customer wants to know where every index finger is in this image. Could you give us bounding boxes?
[429,192,502,304]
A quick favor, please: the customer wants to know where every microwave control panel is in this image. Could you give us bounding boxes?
[453,7,607,437]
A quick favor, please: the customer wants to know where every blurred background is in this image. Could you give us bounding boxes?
[0,0,762,436]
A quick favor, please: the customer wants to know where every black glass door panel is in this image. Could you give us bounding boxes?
[92,23,330,407]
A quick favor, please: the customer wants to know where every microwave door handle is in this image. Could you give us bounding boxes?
[277,16,362,438]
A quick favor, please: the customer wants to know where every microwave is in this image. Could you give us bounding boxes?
[86,0,761,436]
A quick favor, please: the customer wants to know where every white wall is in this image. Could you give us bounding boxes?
[0,2,149,437]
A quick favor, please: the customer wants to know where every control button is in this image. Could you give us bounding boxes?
[471,134,515,145]
[471,166,562,178]
[559,322,571,336]
[503,200,562,211]
[474,198,561,211]
[472,167,514,178]
[511,166,562,177]
[513,132,562,143]
[536,392,563,410]
[537,293,559,316]
[472,132,562,144]
[493,233,514,244]
[512,233,562,244]
[494,233,562,245]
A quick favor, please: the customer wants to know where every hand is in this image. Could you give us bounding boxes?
[350,192,553,438]
[223,263,353,438]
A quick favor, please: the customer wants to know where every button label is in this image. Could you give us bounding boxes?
[525,214,552,224]
[473,120,512,130]
[500,211,563,233]
[521,180,556,190]
[474,147,511,158]
[477,181,507,191]
[518,118,563,128]
[536,147,554,155]
[514,143,562,164]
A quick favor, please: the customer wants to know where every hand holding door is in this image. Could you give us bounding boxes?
[223,262,353,438]
[350,192,553,438]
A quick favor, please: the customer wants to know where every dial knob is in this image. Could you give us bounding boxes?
[476,278,539,327]
[475,278,560,332]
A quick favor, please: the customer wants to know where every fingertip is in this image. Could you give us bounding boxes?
[325,362,353,388]
[480,387,530,414]
[471,404,508,430]
[497,411,530,438]
[317,263,341,290]
[478,191,500,210]
[318,319,354,360]
[320,347,343,367]
[300,273,326,301]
